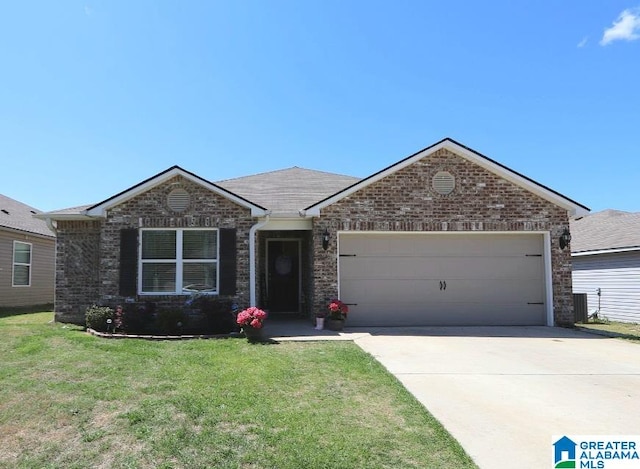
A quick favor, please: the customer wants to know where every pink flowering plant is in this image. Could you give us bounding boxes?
[327,299,349,320]
[236,306,268,329]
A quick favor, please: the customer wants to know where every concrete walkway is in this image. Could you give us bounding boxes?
[266,320,640,469]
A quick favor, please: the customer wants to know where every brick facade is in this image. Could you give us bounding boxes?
[311,148,574,325]
[54,220,101,323]
[55,176,254,325]
[54,148,577,327]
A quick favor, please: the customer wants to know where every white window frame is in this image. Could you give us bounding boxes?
[138,228,219,296]
[12,241,32,287]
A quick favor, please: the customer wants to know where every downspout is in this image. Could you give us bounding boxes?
[44,217,57,236]
[249,214,270,307]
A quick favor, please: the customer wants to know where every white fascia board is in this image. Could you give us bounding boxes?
[307,140,588,217]
[0,225,56,240]
[572,246,640,256]
[33,212,93,221]
[86,167,267,217]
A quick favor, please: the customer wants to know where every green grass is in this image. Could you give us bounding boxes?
[577,320,640,342]
[0,312,477,469]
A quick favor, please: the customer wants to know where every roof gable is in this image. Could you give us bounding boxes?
[304,138,589,217]
[85,166,268,217]
[0,194,55,238]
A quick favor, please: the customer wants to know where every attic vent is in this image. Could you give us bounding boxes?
[167,188,190,213]
[432,171,455,195]
[1,209,8,215]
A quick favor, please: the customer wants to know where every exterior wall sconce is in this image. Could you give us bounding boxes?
[322,229,330,250]
[559,228,571,250]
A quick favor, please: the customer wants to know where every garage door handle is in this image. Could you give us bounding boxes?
[527,302,543,305]
[443,281,447,290]
[439,281,447,290]
[439,281,443,290]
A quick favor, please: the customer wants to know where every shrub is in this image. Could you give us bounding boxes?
[85,305,114,332]
[199,297,238,334]
[122,302,156,334]
[155,308,187,335]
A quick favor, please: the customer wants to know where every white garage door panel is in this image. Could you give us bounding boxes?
[346,302,544,326]
[340,233,542,256]
[339,233,546,326]
[444,278,542,303]
[340,279,441,303]
[341,256,542,281]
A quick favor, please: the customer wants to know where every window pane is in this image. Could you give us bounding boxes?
[13,265,30,286]
[182,263,217,292]
[183,230,217,259]
[141,263,176,292]
[14,243,31,264]
[142,231,176,259]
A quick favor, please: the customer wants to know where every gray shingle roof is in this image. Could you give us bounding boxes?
[216,167,360,214]
[570,209,640,253]
[38,204,94,217]
[0,194,55,237]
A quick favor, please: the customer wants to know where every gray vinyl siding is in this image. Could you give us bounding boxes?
[0,229,55,307]
[572,251,640,323]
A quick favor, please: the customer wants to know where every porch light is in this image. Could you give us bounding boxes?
[559,228,571,250]
[322,229,330,250]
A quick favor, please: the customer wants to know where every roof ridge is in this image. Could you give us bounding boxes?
[216,166,359,183]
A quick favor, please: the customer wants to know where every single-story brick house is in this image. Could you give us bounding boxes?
[1,194,55,308]
[38,138,589,327]
[571,210,640,323]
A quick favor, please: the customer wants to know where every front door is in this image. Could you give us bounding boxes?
[266,239,300,313]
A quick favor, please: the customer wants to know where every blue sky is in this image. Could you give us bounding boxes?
[1,1,639,213]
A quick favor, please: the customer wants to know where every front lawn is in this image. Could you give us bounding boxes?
[0,312,476,469]
[577,320,640,341]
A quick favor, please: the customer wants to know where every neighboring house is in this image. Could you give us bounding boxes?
[0,194,55,308]
[37,138,588,327]
[571,210,640,323]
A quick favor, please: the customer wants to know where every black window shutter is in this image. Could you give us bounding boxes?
[119,228,138,296]
[218,228,236,296]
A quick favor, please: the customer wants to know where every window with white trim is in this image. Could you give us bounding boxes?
[13,241,32,287]
[139,228,218,294]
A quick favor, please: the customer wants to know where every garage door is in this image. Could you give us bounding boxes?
[338,233,546,326]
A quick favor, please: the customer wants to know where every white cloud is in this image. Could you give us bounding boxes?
[577,37,588,48]
[600,7,640,45]
[84,5,92,16]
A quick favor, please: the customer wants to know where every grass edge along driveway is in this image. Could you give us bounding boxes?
[0,312,477,469]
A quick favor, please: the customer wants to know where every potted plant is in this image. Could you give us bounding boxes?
[325,299,349,331]
[236,306,268,342]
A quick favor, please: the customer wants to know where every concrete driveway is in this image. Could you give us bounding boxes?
[353,326,640,469]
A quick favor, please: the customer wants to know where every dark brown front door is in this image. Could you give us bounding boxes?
[267,239,300,313]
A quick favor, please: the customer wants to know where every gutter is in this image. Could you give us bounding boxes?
[572,246,640,256]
